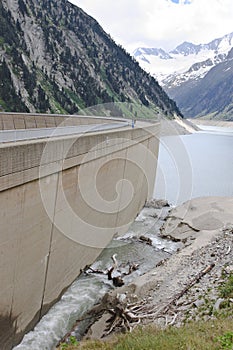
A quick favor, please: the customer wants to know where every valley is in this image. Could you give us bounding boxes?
[134,32,233,119]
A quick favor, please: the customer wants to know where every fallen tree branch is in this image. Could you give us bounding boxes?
[86,254,139,287]
[226,245,231,255]
[59,263,216,343]
[157,263,215,315]
[102,263,216,336]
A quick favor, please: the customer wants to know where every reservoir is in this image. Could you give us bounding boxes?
[154,126,233,205]
[14,123,233,349]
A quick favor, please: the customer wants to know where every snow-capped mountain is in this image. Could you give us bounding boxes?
[133,32,233,119]
[170,47,233,119]
[134,47,172,62]
[133,32,233,87]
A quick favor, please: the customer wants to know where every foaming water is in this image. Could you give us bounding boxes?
[14,206,178,350]
[14,276,108,350]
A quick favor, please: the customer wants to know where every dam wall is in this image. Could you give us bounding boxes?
[0,116,160,349]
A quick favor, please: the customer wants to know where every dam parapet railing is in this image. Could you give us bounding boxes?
[0,112,131,130]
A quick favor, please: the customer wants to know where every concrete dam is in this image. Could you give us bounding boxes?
[0,113,160,349]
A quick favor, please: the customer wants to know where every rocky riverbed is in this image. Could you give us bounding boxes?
[60,196,233,344]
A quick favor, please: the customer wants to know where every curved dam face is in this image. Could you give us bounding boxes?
[0,114,160,349]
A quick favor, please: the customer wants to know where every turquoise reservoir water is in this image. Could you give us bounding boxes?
[154,127,233,205]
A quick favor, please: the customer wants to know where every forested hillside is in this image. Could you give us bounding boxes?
[0,0,181,118]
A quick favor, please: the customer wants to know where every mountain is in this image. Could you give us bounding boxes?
[134,48,172,62]
[0,0,181,119]
[134,32,233,119]
[169,48,233,118]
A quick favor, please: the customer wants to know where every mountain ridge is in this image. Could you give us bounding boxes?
[0,0,181,119]
[134,32,233,80]
[134,32,233,119]
[169,47,233,118]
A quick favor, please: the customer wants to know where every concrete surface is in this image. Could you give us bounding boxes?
[0,115,160,348]
[0,113,126,130]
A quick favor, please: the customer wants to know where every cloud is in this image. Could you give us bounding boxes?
[69,0,233,52]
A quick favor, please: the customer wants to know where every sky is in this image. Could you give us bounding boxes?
[68,0,233,53]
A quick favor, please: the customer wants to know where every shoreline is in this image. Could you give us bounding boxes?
[67,196,233,344]
[159,117,199,136]
[136,115,199,136]
[189,119,233,129]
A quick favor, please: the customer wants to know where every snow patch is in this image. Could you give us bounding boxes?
[134,32,233,87]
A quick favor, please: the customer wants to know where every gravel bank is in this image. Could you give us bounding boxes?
[82,197,233,340]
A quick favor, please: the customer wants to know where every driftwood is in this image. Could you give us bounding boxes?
[57,263,215,346]
[158,263,215,315]
[101,263,215,336]
[85,254,139,287]
[139,235,153,245]
[226,245,231,255]
[57,256,139,346]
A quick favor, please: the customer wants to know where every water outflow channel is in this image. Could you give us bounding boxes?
[14,206,180,350]
[15,123,233,349]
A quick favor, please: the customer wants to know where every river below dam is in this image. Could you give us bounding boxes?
[14,124,233,350]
